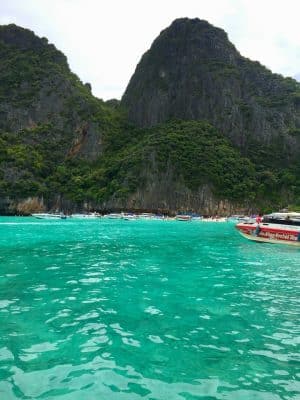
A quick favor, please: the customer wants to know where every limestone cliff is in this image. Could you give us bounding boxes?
[1,22,300,215]
[122,18,300,157]
[0,24,112,160]
[0,24,119,210]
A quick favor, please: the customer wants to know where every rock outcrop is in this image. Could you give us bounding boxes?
[0,24,107,160]
[122,18,300,155]
[1,21,300,214]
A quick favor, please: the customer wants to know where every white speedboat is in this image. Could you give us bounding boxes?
[103,213,124,219]
[71,213,100,218]
[191,216,203,221]
[236,212,300,246]
[175,215,192,221]
[138,213,154,220]
[228,215,252,223]
[31,213,67,220]
[123,213,137,220]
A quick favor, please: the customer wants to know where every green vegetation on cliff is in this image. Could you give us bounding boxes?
[0,22,300,214]
[1,118,299,212]
[122,18,300,166]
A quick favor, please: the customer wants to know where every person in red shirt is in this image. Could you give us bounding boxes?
[256,215,262,224]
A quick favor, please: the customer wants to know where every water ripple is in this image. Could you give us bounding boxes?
[0,217,299,399]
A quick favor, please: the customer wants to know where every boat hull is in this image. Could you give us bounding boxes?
[32,213,66,220]
[175,215,192,221]
[71,214,100,218]
[236,222,300,246]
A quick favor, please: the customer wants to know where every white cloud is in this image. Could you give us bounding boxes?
[1,0,300,99]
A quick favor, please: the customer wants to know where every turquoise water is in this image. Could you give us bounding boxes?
[0,217,299,400]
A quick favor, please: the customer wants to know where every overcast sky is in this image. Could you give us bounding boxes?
[1,0,300,100]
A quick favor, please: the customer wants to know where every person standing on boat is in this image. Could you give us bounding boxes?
[254,214,262,236]
[256,214,262,224]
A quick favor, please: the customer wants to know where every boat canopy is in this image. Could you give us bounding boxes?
[263,212,300,226]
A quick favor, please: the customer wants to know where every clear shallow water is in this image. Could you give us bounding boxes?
[0,217,299,400]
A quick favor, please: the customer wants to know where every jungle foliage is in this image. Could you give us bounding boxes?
[1,23,300,212]
[1,119,300,210]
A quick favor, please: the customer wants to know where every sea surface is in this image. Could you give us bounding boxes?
[0,217,299,400]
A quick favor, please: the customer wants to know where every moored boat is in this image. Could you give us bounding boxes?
[138,213,154,220]
[236,212,300,246]
[175,214,192,221]
[123,213,137,220]
[228,215,252,223]
[71,212,100,218]
[103,213,124,219]
[31,213,67,220]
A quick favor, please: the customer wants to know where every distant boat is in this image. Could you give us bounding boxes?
[175,215,192,221]
[153,214,166,220]
[236,212,300,246]
[138,213,154,220]
[71,213,100,219]
[191,216,203,221]
[103,213,124,219]
[123,213,137,220]
[201,216,228,222]
[31,213,67,220]
[228,215,252,223]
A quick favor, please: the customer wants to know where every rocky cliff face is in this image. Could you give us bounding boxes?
[0,24,109,160]
[0,24,122,212]
[98,169,250,216]
[1,22,299,215]
[122,18,300,155]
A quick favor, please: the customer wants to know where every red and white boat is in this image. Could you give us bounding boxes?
[236,212,300,246]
